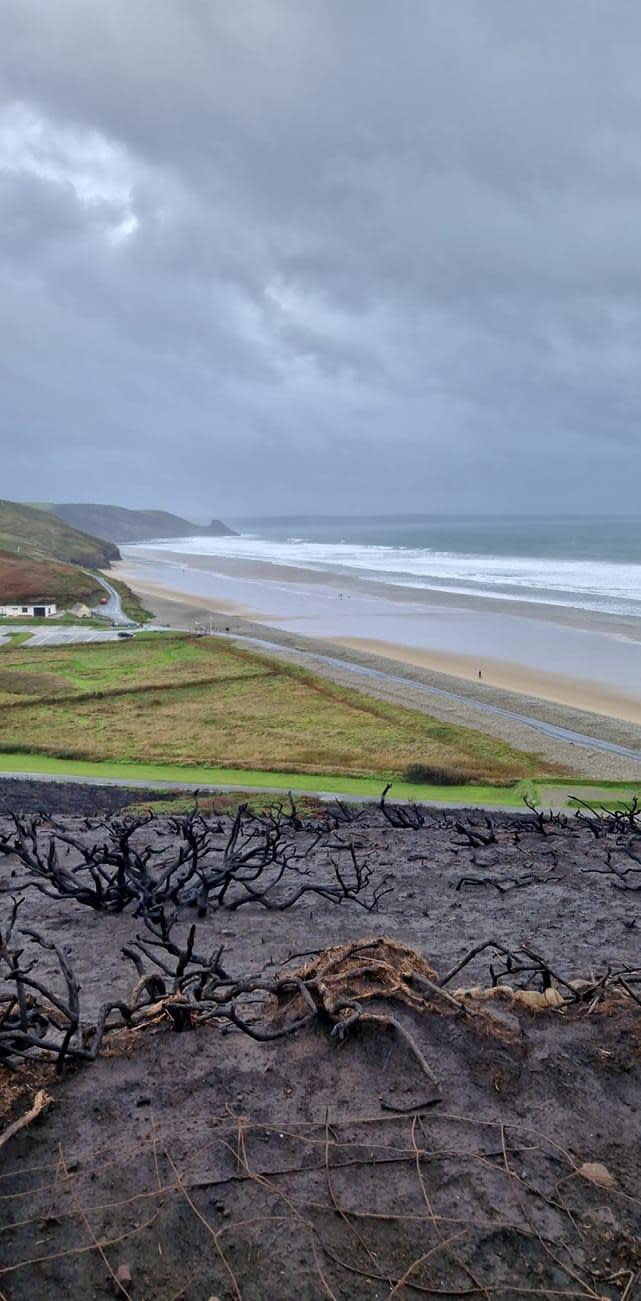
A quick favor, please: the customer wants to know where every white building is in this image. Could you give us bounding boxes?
[0,602,57,618]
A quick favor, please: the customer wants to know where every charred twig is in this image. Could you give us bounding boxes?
[455,873,554,893]
[379,785,425,830]
[522,796,568,834]
[0,805,390,919]
[439,940,517,988]
[453,817,497,848]
[323,798,366,829]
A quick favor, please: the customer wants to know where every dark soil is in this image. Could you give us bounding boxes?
[0,791,640,1300]
[0,778,179,816]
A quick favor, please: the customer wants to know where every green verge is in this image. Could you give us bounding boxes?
[0,753,638,808]
[0,751,530,803]
[2,632,33,647]
[0,615,108,627]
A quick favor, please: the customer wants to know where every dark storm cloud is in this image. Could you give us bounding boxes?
[2,0,641,515]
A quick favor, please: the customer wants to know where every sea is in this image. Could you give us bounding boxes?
[141,515,641,621]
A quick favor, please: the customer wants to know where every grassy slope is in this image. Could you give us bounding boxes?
[0,551,103,606]
[0,500,149,615]
[0,499,119,566]
[48,502,235,542]
[0,633,555,780]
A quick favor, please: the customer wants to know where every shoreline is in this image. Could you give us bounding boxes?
[116,544,641,641]
[115,563,641,729]
[334,636,641,726]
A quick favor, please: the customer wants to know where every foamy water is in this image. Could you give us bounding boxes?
[130,531,641,619]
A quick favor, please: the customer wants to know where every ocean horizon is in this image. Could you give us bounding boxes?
[131,514,641,621]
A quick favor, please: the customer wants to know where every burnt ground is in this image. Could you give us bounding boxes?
[0,778,180,817]
[0,785,640,1300]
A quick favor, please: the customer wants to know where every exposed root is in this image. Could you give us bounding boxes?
[283,938,441,1017]
[452,985,566,1012]
[0,1087,53,1152]
[3,919,641,1092]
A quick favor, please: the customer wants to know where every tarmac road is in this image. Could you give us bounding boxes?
[89,573,133,625]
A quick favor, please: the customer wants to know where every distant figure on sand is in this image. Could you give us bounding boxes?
[478,670,482,680]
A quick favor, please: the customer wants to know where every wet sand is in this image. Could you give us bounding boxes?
[336,635,641,726]
[114,546,641,640]
[114,553,641,728]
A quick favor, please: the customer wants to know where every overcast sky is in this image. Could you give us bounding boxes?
[2,1,641,519]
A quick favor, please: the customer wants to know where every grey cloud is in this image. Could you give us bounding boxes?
[1,0,641,515]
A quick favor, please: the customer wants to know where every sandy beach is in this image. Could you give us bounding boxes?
[335,636,641,725]
[113,547,641,728]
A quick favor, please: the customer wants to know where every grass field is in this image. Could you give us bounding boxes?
[0,633,555,780]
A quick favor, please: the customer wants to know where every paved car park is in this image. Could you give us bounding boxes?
[0,625,145,647]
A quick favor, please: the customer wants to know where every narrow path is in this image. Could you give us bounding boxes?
[89,573,133,625]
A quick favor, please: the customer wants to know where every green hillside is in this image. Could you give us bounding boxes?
[0,550,103,607]
[49,502,235,543]
[0,500,120,567]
